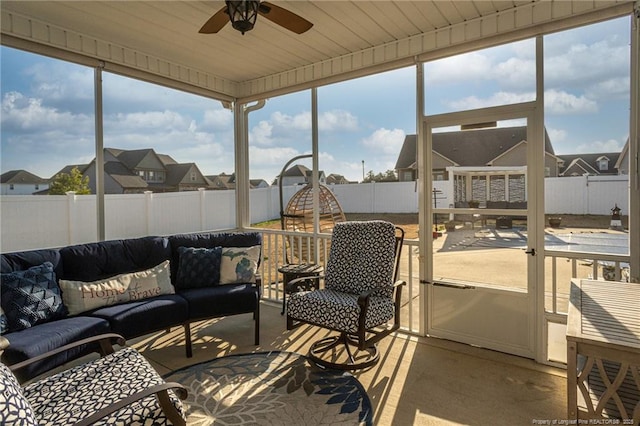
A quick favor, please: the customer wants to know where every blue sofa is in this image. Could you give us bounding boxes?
[0,231,261,382]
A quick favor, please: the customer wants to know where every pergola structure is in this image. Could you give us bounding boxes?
[2,1,639,363]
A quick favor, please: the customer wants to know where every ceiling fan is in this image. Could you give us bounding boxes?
[199,1,313,35]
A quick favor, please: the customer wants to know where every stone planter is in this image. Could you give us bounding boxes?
[445,221,457,232]
[548,217,562,228]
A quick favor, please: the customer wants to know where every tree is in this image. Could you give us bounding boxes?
[49,167,91,195]
[362,169,398,183]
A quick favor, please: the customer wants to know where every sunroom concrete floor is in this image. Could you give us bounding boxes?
[124,301,567,426]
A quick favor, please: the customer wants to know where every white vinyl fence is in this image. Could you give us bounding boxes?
[1,176,629,252]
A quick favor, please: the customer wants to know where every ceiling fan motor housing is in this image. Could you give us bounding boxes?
[227,0,260,34]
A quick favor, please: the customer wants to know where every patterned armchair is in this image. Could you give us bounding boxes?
[0,334,187,426]
[286,221,405,370]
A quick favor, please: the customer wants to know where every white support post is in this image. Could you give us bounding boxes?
[144,191,153,236]
[94,64,105,241]
[311,88,320,264]
[66,191,76,245]
[629,3,640,282]
[198,188,206,231]
[416,58,428,337]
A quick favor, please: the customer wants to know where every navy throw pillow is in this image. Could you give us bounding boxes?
[0,262,68,332]
[176,246,222,289]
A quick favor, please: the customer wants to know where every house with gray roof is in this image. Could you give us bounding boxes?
[0,170,49,195]
[276,165,326,187]
[396,126,559,182]
[557,151,623,176]
[53,148,214,194]
[205,173,269,190]
[326,174,351,185]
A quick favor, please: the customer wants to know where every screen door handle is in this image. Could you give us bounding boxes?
[524,248,536,256]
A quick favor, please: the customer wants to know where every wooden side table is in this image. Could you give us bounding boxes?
[278,263,323,315]
[566,279,640,422]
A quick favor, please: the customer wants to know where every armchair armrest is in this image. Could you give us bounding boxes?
[286,274,323,293]
[357,280,406,307]
[73,382,188,426]
[254,274,262,295]
[8,333,126,373]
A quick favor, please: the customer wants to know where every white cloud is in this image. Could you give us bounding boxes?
[425,52,492,85]
[1,91,92,132]
[250,120,275,146]
[249,146,303,166]
[584,77,630,101]
[109,110,190,131]
[270,110,359,132]
[249,109,359,146]
[575,138,625,154]
[361,128,405,155]
[26,63,94,104]
[447,92,535,111]
[492,57,536,90]
[544,36,630,101]
[202,109,233,130]
[319,110,359,132]
[544,89,597,115]
[547,127,568,144]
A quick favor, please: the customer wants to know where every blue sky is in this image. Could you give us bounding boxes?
[1,17,631,183]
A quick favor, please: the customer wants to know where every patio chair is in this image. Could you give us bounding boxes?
[1,334,187,426]
[286,220,405,370]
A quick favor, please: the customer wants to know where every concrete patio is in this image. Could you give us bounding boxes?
[124,301,567,425]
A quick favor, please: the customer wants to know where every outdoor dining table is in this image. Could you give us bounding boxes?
[566,278,640,422]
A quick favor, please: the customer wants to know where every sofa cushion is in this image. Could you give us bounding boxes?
[0,362,38,425]
[59,260,174,316]
[1,249,64,277]
[219,246,261,284]
[59,236,171,282]
[1,262,68,333]
[88,294,188,339]
[179,284,259,320]
[175,246,222,289]
[1,316,111,383]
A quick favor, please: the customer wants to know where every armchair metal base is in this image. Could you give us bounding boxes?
[308,332,379,371]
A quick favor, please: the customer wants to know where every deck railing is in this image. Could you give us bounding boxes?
[544,249,630,316]
[256,228,422,335]
[255,228,630,340]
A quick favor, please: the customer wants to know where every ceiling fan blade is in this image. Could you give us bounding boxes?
[258,2,313,34]
[199,6,229,34]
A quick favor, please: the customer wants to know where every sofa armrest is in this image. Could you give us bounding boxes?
[8,333,126,373]
[0,335,9,352]
[73,382,188,426]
